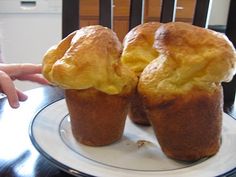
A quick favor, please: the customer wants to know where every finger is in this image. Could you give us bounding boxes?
[16,89,28,101]
[0,71,19,108]
[0,63,43,76]
[16,74,49,85]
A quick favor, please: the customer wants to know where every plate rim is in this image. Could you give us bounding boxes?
[28,98,236,177]
[29,99,91,177]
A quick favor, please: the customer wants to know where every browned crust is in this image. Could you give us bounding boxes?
[128,87,150,125]
[122,22,162,125]
[138,22,236,100]
[154,22,235,63]
[144,86,223,161]
[65,88,131,146]
[123,22,162,49]
[43,25,137,95]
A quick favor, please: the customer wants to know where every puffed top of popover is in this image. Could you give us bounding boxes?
[138,22,236,100]
[42,25,137,95]
[121,22,162,76]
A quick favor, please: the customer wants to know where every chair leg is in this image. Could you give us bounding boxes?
[160,0,177,23]
[223,0,236,104]
[62,0,80,38]
[99,0,113,28]
[192,0,211,27]
[129,0,144,30]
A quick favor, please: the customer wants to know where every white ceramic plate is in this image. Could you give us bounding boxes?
[29,99,236,177]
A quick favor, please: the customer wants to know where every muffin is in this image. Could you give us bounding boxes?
[121,22,161,125]
[138,22,236,161]
[42,25,137,146]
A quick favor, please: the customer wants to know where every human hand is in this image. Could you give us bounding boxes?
[0,63,49,108]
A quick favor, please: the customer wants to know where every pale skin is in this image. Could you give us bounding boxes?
[0,63,49,108]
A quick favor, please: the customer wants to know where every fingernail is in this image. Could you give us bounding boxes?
[21,94,28,101]
[12,102,20,109]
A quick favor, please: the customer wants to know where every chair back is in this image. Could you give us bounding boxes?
[62,0,112,38]
[62,0,212,37]
[222,0,236,103]
[128,0,211,29]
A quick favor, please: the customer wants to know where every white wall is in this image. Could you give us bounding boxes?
[0,0,62,91]
[208,0,230,25]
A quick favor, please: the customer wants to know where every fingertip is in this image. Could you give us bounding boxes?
[10,93,28,108]
[21,94,28,101]
[20,95,28,101]
[17,91,28,101]
[11,101,20,109]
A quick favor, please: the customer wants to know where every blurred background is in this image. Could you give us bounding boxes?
[0,0,231,91]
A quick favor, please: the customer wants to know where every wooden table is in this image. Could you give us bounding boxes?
[0,85,235,177]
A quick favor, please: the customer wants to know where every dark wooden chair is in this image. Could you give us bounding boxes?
[129,0,211,29]
[222,0,236,104]
[62,0,113,38]
[62,0,216,36]
[62,0,236,104]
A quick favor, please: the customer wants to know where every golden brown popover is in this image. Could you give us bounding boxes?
[42,25,137,146]
[138,22,236,161]
[121,22,162,125]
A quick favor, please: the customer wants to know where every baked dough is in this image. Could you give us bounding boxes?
[139,22,236,103]
[121,22,161,76]
[43,25,137,95]
[138,22,236,161]
[42,25,137,146]
[121,22,161,125]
